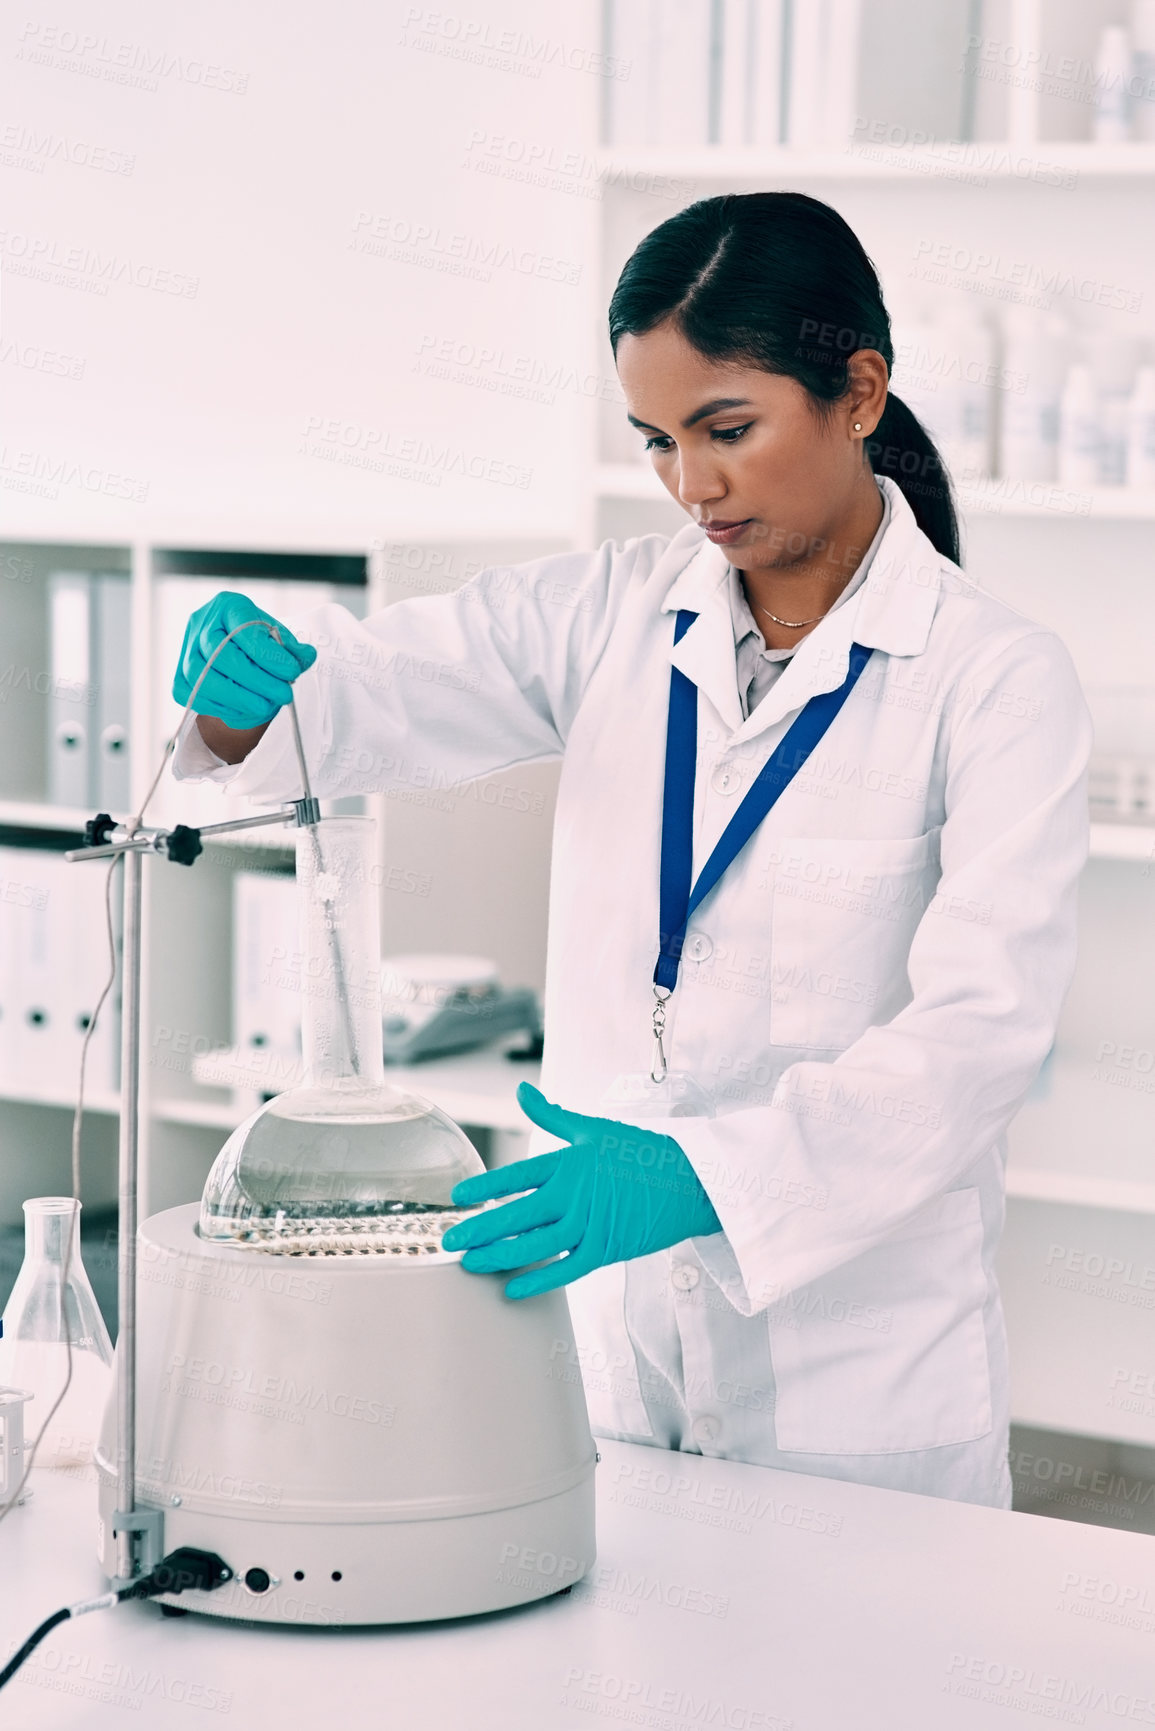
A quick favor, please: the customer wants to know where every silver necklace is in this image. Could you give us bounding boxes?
[754,602,828,629]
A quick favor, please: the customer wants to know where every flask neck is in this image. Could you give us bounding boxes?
[23,1197,81,1266]
[296,819,386,1088]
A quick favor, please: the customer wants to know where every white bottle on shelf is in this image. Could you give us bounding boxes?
[787,0,862,149]
[1057,364,1103,488]
[891,306,993,486]
[1089,328,1139,486]
[1099,392,1130,486]
[1132,0,1155,141]
[888,306,946,444]
[651,0,713,148]
[1126,365,1155,487]
[937,306,995,483]
[1094,25,1132,143]
[998,308,1068,483]
[715,0,753,147]
[603,1,656,148]
[748,0,784,148]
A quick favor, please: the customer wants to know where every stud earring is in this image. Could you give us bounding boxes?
[853,421,863,432]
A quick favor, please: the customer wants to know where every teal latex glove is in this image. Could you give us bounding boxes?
[172,591,317,730]
[441,1081,722,1299]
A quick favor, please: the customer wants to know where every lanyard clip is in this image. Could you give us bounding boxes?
[650,987,671,1084]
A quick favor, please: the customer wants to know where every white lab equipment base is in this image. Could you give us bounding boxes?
[94,1205,597,1624]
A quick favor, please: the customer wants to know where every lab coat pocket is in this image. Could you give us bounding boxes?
[563,1262,655,1442]
[768,830,939,1050]
[768,1188,992,1455]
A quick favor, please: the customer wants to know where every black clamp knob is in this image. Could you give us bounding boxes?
[84,813,116,848]
[165,824,203,866]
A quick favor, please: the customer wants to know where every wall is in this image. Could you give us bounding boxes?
[1,0,602,542]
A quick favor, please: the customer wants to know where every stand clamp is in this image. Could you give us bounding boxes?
[110,1504,165,1590]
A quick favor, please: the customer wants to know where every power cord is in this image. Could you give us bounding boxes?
[0,619,303,1671]
[0,1547,232,1692]
[0,855,119,1528]
[0,616,311,1522]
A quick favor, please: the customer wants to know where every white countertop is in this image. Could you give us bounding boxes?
[3,1442,1154,1729]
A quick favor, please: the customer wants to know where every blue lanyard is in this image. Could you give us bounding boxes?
[654,610,874,995]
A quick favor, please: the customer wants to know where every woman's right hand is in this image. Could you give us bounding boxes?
[173,591,317,731]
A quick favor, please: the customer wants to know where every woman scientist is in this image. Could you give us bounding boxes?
[172,192,1090,1508]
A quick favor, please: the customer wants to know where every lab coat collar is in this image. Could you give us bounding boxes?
[661,479,951,742]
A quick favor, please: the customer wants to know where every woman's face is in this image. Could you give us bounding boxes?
[615,318,888,573]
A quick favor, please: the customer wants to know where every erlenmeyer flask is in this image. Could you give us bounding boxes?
[200,817,484,1252]
[0,1198,113,1469]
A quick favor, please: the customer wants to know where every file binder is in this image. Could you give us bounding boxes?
[233,870,303,1061]
[47,571,132,814]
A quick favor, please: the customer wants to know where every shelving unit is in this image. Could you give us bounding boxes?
[0,535,378,1223]
[3,0,1151,1467]
[0,526,570,1224]
[598,141,1155,180]
[598,461,1155,521]
[590,0,1155,1458]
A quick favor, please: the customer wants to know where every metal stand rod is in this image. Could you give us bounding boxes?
[65,790,324,1585]
[197,811,297,838]
[114,848,142,1582]
[64,808,296,864]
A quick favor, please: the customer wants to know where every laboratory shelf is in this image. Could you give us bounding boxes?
[1088,822,1155,863]
[153,1097,241,1132]
[595,464,1155,522]
[1004,1167,1155,1215]
[597,142,1155,183]
[596,462,667,500]
[14,1042,1153,1218]
[160,1044,1155,1219]
[382,1048,544,1130]
[180,1043,543,1134]
[0,509,553,555]
[0,798,119,835]
[1005,1059,1155,1215]
[958,484,1155,521]
[0,1084,121,1116]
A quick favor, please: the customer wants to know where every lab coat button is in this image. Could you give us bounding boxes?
[692,1415,720,1444]
[684,931,713,962]
[672,1263,699,1291]
[710,763,741,796]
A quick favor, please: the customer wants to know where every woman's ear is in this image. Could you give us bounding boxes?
[845,349,890,438]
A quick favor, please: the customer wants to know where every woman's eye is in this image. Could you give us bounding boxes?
[643,435,674,453]
[712,423,753,443]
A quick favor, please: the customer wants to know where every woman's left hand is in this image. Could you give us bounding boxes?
[440,1081,721,1298]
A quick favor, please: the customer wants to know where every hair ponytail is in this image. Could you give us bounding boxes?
[608,191,961,565]
[867,393,959,566]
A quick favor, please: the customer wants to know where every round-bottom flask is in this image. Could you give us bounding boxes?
[199,818,484,1253]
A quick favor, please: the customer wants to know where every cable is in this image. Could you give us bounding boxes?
[133,616,310,832]
[0,1605,71,1689]
[0,617,313,1521]
[168,622,358,1065]
[0,855,120,1528]
[0,1548,232,1692]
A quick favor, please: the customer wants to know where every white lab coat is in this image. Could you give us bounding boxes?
[175,478,1092,1506]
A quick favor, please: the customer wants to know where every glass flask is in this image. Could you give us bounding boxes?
[0,1198,114,1469]
[199,817,484,1253]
